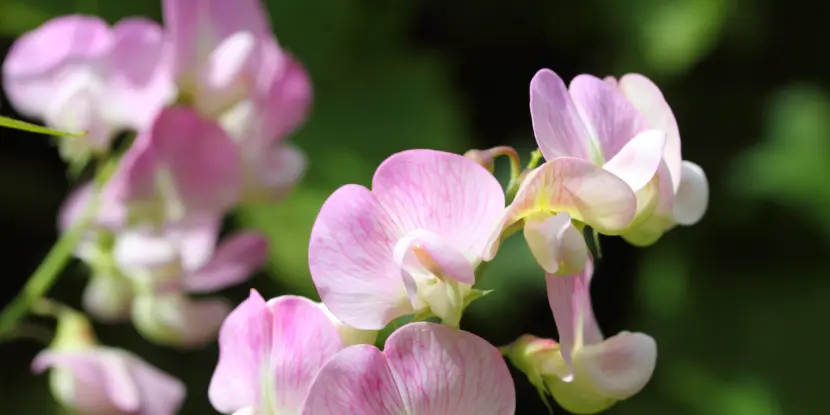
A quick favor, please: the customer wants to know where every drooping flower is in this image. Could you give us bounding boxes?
[208,290,344,415]
[113,218,268,348]
[504,260,657,414]
[2,15,174,164]
[603,74,709,245]
[302,322,516,415]
[105,106,243,225]
[308,149,505,330]
[487,69,669,275]
[32,304,185,415]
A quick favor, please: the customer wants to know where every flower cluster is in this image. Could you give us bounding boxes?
[1,0,710,413]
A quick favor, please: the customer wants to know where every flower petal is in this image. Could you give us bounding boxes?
[372,149,505,259]
[621,160,676,247]
[163,0,271,80]
[385,322,516,415]
[575,331,657,399]
[602,130,666,192]
[184,231,267,293]
[209,290,272,413]
[673,160,708,226]
[103,18,174,130]
[266,296,344,412]
[2,15,111,118]
[243,144,307,203]
[302,345,406,415]
[309,184,412,330]
[545,259,603,376]
[132,293,231,348]
[504,157,637,235]
[82,272,134,323]
[317,302,379,346]
[394,229,475,285]
[618,74,682,192]
[32,348,185,415]
[523,212,588,276]
[569,75,649,162]
[530,69,593,161]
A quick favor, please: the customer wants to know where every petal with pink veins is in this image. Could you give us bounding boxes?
[530,69,594,161]
[209,291,343,414]
[303,322,516,415]
[523,212,588,276]
[568,75,649,163]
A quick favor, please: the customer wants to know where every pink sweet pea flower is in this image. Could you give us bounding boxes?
[113,219,268,348]
[603,74,709,245]
[486,69,671,275]
[505,260,656,414]
[105,106,243,225]
[2,15,174,163]
[162,0,279,117]
[302,322,516,415]
[33,305,185,415]
[308,149,505,330]
[208,290,344,414]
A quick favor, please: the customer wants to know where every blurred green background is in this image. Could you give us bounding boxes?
[0,0,826,413]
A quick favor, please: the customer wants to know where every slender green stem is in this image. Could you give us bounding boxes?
[0,166,103,340]
[0,115,84,137]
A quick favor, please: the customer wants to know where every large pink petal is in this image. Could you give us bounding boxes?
[302,346,406,415]
[163,0,271,81]
[385,322,516,415]
[267,296,344,412]
[372,149,505,258]
[530,69,594,161]
[210,293,343,414]
[32,348,185,415]
[184,231,268,293]
[575,332,657,399]
[309,184,412,330]
[618,74,682,192]
[103,18,175,130]
[602,130,666,192]
[569,75,649,163]
[2,15,111,118]
[209,290,272,413]
[504,157,637,236]
[546,260,603,376]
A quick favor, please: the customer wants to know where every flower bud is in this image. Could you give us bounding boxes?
[463,149,496,173]
[82,272,134,323]
[132,292,230,349]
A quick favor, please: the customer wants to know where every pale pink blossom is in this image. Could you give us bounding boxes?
[308,149,505,330]
[2,15,173,163]
[208,290,344,414]
[32,308,185,415]
[302,322,516,415]
[603,74,709,245]
[504,260,657,414]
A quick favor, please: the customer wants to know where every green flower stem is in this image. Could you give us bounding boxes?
[0,115,85,137]
[0,165,103,341]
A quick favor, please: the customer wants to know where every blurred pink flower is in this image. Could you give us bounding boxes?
[32,308,185,415]
[208,290,344,414]
[302,322,516,415]
[105,106,243,224]
[504,260,657,414]
[308,149,505,330]
[162,0,312,202]
[2,15,174,162]
[603,74,709,245]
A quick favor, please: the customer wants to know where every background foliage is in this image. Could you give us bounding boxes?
[1,0,826,413]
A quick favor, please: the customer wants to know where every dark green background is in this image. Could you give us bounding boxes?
[1,0,826,413]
